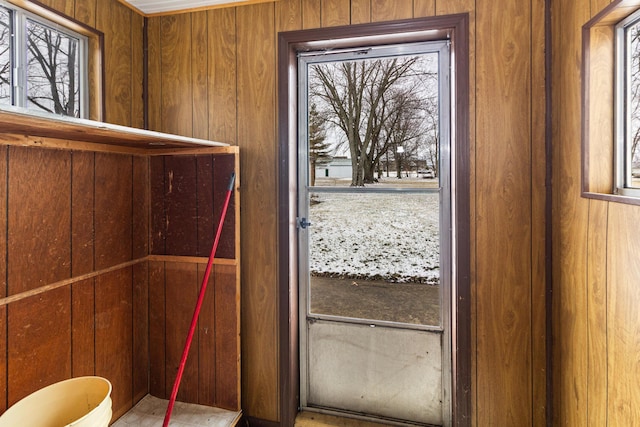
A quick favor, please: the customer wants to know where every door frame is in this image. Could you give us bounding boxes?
[277,14,471,427]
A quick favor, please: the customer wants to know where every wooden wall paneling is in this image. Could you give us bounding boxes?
[164,155,198,255]
[276,0,302,33]
[150,156,166,255]
[414,0,436,17]
[370,0,413,21]
[96,0,133,127]
[133,155,149,259]
[531,0,548,424]
[164,262,199,403]
[95,153,133,269]
[475,0,532,424]
[160,14,194,137]
[302,0,321,28]
[237,3,278,421]
[7,147,71,295]
[607,203,640,425]
[0,307,5,413]
[132,261,149,403]
[72,278,96,378]
[552,0,591,425]
[197,155,215,257]
[207,8,237,145]
[321,0,350,26]
[39,0,74,17]
[587,200,608,427]
[131,12,145,130]
[72,151,95,276]
[213,264,240,410]
[95,268,133,420]
[149,261,166,398]
[197,262,217,407]
[350,0,370,24]
[192,11,209,140]
[147,16,163,133]
[74,0,97,27]
[7,288,71,406]
[592,0,613,16]
[0,146,6,300]
[211,154,236,259]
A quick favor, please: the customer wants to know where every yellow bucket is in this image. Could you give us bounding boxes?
[0,376,112,427]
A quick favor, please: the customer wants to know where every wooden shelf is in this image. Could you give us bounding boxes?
[0,106,228,150]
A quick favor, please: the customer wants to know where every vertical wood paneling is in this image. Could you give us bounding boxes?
[197,263,217,406]
[607,203,640,425]
[553,0,591,425]
[147,16,163,133]
[213,264,240,410]
[0,146,6,300]
[150,156,166,255]
[164,262,199,403]
[207,8,237,145]
[587,200,608,427]
[196,156,215,257]
[131,13,145,130]
[132,261,149,403]
[72,279,96,378]
[95,268,133,421]
[164,156,198,255]
[371,0,412,21]
[132,156,149,259]
[321,0,350,26]
[350,0,370,24]
[96,0,133,126]
[414,0,435,17]
[95,153,133,269]
[8,147,71,295]
[8,289,71,405]
[277,0,302,32]
[0,308,6,413]
[161,14,193,136]
[149,261,166,398]
[72,151,95,276]
[302,0,321,28]
[39,0,74,16]
[192,12,209,140]
[531,0,548,424]
[237,3,278,421]
[212,154,237,259]
[74,0,97,27]
[475,0,532,424]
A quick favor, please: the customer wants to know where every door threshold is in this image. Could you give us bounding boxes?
[296,408,439,427]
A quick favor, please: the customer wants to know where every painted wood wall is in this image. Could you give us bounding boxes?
[146,0,548,425]
[552,0,640,425]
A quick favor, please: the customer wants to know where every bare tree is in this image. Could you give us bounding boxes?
[631,25,640,167]
[308,103,332,186]
[26,20,79,117]
[0,9,12,104]
[309,56,431,186]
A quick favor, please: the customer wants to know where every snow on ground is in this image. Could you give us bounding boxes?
[309,187,440,285]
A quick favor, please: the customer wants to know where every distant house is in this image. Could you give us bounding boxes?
[316,156,352,179]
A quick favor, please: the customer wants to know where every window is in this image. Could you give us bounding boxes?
[0,1,88,118]
[617,11,640,196]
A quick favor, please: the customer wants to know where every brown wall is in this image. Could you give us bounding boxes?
[146,0,548,425]
[552,0,640,425]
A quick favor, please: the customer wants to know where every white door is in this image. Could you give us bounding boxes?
[298,41,452,426]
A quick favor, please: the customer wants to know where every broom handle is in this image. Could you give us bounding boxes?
[163,172,236,427]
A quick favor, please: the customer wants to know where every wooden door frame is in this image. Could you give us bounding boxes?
[276,14,471,427]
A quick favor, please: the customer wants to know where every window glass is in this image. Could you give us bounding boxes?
[0,7,11,106]
[26,19,80,117]
[627,20,640,189]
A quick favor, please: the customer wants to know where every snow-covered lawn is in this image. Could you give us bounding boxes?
[309,190,440,285]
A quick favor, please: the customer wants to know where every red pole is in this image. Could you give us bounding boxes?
[163,172,236,427]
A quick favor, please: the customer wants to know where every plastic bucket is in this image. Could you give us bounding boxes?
[0,376,112,427]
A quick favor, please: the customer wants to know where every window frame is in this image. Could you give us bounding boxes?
[615,9,640,197]
[0,0,103,121]
[582,0,640,206]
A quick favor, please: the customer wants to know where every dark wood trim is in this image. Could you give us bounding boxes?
[243,415,282,427]
[277,14,472,427]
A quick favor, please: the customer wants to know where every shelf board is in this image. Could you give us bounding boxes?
[0,106,228,150]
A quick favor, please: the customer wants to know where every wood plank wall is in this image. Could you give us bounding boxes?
[0,145,149,420]
[552,0,640,425]
[146,0,547,425]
